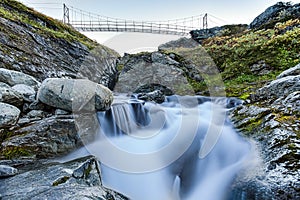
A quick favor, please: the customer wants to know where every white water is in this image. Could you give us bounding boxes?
[59,95,253,200]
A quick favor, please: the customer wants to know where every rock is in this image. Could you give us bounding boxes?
[0,102,21,128]
[255,75,300,101]
[26,110,44,118]
[249,60,272,75]
[0,68,40,89]
[137,90,165,103]
[158,37,199,51]
[12,84,36,102]
[0,15,119,89]
[276,63,300,79]
[0,165,18,178]
[37,78,113,112]
[55,109,70,115]
[0,156,128,200]
[250,2,300,29]
[0,82,23,107]
[1,115,80,158]
[114,52,199,95]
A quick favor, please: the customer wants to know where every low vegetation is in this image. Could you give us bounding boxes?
[0,0,97,49]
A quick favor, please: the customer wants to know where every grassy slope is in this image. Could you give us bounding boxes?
[169,19,300,99]
[0,0,97,50]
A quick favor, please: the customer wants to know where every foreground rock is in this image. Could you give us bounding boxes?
[0,103,20,128]
[38,78,113,112]
[158,37,199,51]
[230,64,300,199]
[0,156,128,200]
[0,82,23,107]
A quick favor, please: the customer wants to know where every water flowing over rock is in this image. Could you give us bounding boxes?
[0,103,20,128]
[0,156,128,200]
[38,78,113,112]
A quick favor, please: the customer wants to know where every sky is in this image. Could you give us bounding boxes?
[18,0,300,54]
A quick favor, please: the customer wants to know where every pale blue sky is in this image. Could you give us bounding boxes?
[18,0,300,54]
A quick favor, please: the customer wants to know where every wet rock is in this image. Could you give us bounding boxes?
[137,90,165,103]
[0,165,18,178]
[37,78,113,112]
[26,110,44,118]
[0,68,40,89]
[0,82,23,107]
[0,156,128,200]
[0,102,21,128]
[12,84,36,102]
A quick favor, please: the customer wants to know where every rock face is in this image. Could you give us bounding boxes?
[0,103,20,128]
[230,63,300,199]
[0,156,128,200]
[114,51,203,95]
[38,78,113,112]
[158,37,199,51]
[250,2,300,29]
[0,16,119,90]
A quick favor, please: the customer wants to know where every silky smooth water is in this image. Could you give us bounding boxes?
[60,95,253,200]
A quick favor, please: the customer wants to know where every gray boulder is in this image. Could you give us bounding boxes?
[114,52,199,95]
[0,68,40,89]
[0,82,23,107]
[0,102,21,128]
[0,165,18,178]
[37,78,113,112]
[0,156,128,200]
[137,90,165,103]
[12,84,36,102]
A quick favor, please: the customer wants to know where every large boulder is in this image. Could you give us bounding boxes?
[158,37,199,51]
[0,82,23,107]
[114,52,203,95]
[37,78,113,112]
[0,68,40,89]
[0,102,20,128]
[12,84,36,102]
[0,156,128,200]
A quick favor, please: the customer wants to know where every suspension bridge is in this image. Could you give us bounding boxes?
[63,4,211,36]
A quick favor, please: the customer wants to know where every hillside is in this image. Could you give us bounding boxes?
[0,0,119,89]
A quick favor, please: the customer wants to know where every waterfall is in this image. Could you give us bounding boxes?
[59,94,253,200]
[79,95,252,200]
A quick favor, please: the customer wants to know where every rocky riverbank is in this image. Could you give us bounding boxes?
[0,0,299,200]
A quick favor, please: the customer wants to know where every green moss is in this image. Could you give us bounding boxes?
[1,146,32,159]
[0,0,97,49]
[52,176,70,186]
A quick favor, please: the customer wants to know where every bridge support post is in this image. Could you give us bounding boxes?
[63,4,70,24]
[203,13,208,32]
